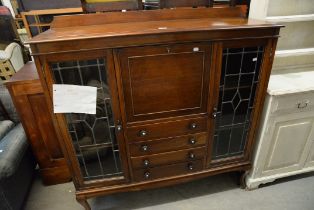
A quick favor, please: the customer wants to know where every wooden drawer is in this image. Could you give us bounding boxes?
[271,92,314,114]
[133,159,203,182]
[129,132,207,157]
[126,116,207,142]
[131,147,205,169]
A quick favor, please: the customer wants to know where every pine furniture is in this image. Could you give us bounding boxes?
[27,7,282,209]
[245,71,314,189]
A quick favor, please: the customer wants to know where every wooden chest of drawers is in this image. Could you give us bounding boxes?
[28,7,282,209]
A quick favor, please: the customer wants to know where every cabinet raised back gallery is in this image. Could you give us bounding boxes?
[28,7,282,209]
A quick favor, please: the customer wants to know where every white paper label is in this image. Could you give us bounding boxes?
[253,57,258,62]
[193,47,200,52]
[53,84,97,114]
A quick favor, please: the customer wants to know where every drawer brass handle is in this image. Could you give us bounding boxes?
[141,145,149,152]
[297,101,309,109]
[212,107,218,119]
[190,123,198,129]
[116,124,123,132]
[139,130,148,137]
[189,153,195,160]
[144,171,150,179]
[189,138,197,145]
[143,159,150,167]
[188,163,194,171]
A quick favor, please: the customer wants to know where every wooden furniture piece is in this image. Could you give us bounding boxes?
[28,7,282,209]
[145,1,249,16]
[80,0,143,12]
[245,71,314,189]
[159,0,243,9]
[17,0,81,12]
[5,62,71,185]
[21,7,83,38]
[159,0,213,8]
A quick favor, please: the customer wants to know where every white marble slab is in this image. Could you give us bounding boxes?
[268,71,314,96]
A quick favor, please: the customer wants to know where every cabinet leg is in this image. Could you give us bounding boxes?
[239,171,249,189]
[76,196,91,210]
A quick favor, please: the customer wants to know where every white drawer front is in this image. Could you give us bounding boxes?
[271,92,314,114]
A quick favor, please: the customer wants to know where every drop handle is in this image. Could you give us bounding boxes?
[212,107,218,119]
[188,163,194,171]
[189,153,195,160]
[144,171,150,179]
[297,101,309,109]
[116,124,123,132]
[189,137,197,145]
[139,130,148,137]
[143,159,150,167]
[190,123,198,130]
[141,145,149,152]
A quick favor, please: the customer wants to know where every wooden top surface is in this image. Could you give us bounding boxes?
[6,62,39,85]
[21,7,82,16]
[28,7,283,44]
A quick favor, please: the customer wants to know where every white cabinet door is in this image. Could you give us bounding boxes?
[304,141,314,168]
[261,116,314,176]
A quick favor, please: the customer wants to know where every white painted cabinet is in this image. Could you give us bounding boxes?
[305,141,314,168]
[245,72,314,189]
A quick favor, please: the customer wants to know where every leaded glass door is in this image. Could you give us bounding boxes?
[211,41,266,163]
[47,50,129,186]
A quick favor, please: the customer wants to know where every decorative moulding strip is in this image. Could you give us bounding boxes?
[266,14,314,23]
[275,48,314,57]
[272,48,314,73]
[272,63,314,73]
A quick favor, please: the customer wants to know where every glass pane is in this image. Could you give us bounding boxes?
[212,46,264,160]
[51,59,123,181]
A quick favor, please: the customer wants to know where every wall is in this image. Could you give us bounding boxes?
[249,0,314,74]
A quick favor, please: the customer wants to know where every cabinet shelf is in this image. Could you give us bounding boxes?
[29,23,51,27]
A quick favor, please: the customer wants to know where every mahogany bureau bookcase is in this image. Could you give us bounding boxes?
[27,7,282,209]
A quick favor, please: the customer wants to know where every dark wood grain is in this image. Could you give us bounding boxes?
[5,62,71,185]
[41,50,131,189]
[118,43,210,122]
[243,38,279,162]
[129,132,208,156]
[205,42,223,167]
[76,161,251,199]
[5,62,38,83]
[131,147,206,169]
[49,7,246,29]
[133,159,204,182]
[27,8,282,209]
[126,116,208,142]
[30,17,280,46]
